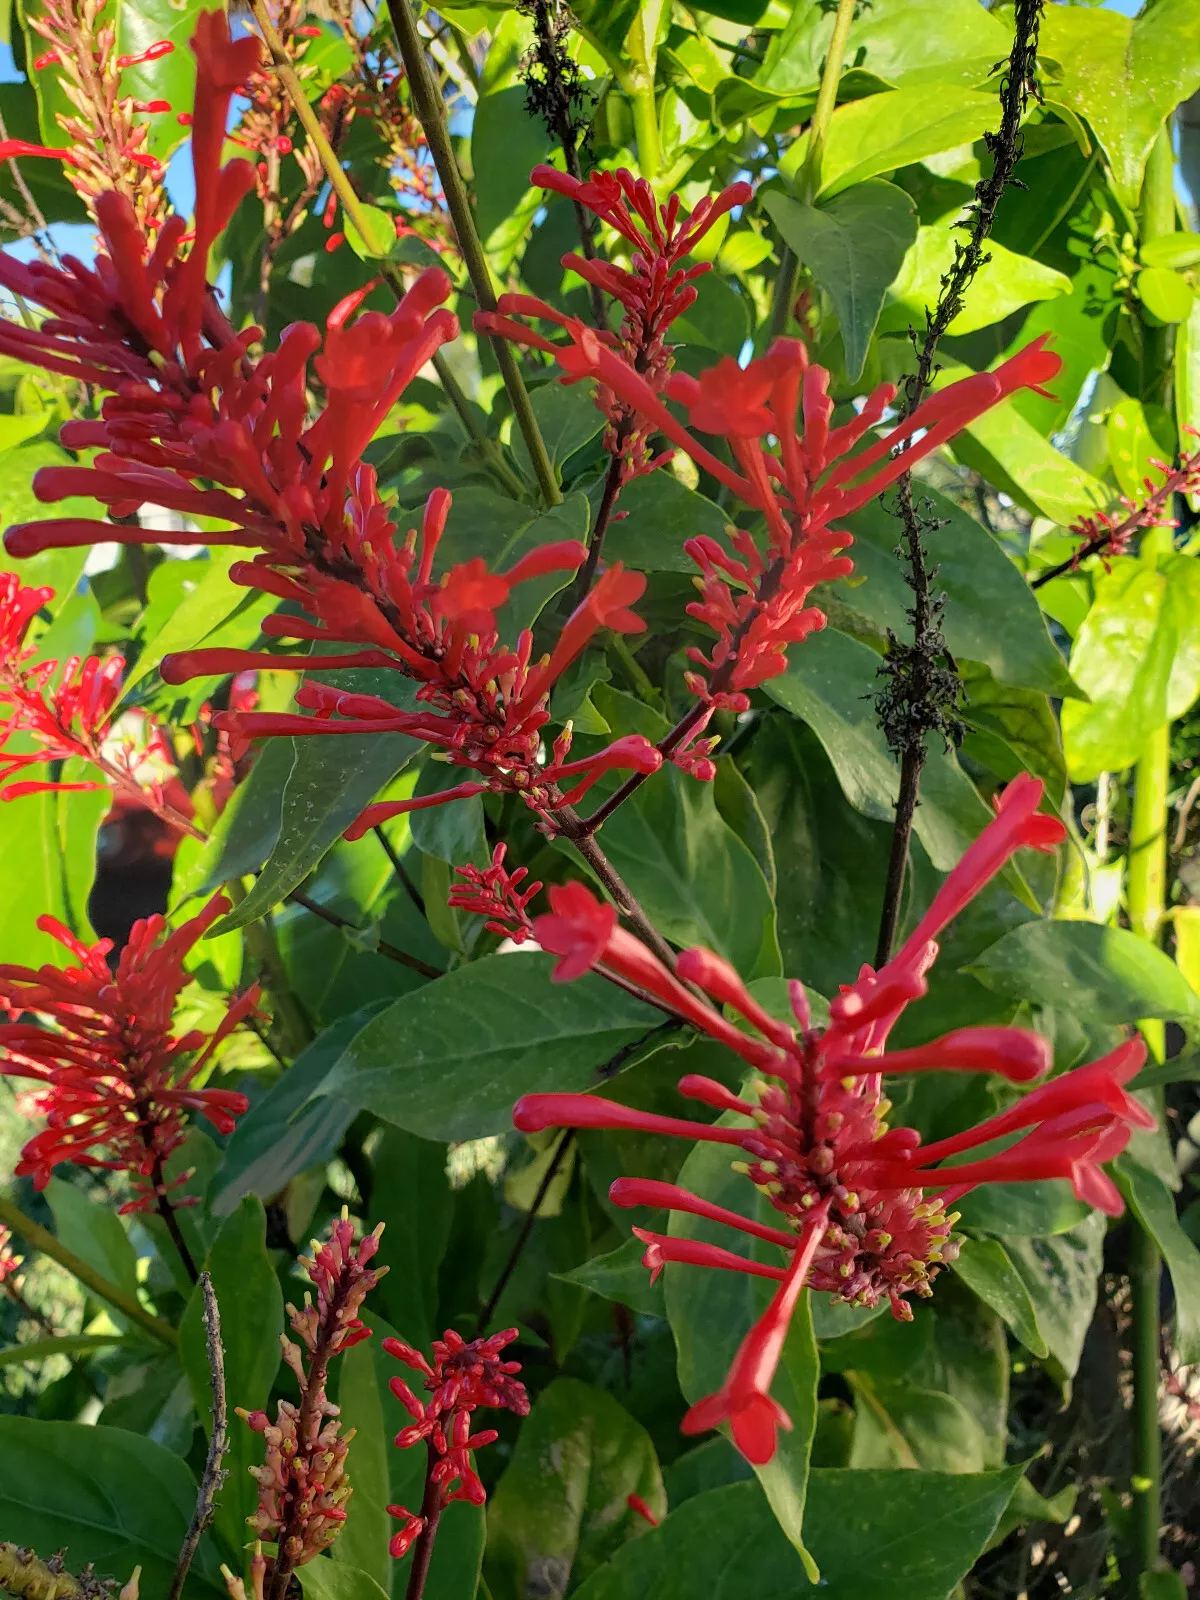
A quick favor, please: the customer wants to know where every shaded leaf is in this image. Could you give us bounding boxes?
[1004,1214,1106,1381]
[951,1235,1049,1358]
[1117,1156,1200,1365]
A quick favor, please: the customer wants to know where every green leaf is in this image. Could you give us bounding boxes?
[346,202,399,260]
[1040,0,1200,210]
[1137,266,1195,326]
[330,1339,393,1594]
[513,381,605,483]
[882,227,1070,338]
[209,1006,385,1217]
[0,1416,225,1597]
[763,182,916,381]
[969,919,1200,1023]
[214,672,419,933]
[120,551,260,703]
[954,1180,1090,1239]
[849,1380,990,1473]
[367,1125,455,1353]
[670,272,751,355]
[0,783,107,967]
[763,626,993,873]
[1117,1156,1200,1365]
[664,1135,820,1575]
[951,391,1110,525]
[836,482,1072,698]
[45,1179,141,1331]
[601,470,726,574]
[951,1236,1049,1358]
[317,953,661,1142]
[486,1378,666,1600]
[180,1197,285,1559]
[0,1333,133,1366]
[1106,397,1168,505]
[571,1467,1023,1600]
[587,761,779,978]
[1139,1570,1190,1600]
[787,86,1002,199]
[553,1236,666,1319]
[471,84,556,258]
[1061,556,1200,781]
[299,1560,389,1600]
[1142,232,1200,270]
[1003,1216,1105,1381]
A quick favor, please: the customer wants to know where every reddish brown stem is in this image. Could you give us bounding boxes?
[403,1439,447,1600]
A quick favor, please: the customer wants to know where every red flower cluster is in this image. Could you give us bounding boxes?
[481,166,751,481]
[482,282,1062,774]
[513,775,1149,1464]
[448,843,542,943]
[0,895,257,1211]
[1059,428,1200,574]
[241,1216,388,1571]
[383,1326,530,1560]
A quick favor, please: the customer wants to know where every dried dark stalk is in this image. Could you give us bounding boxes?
[168,1273,228,1600]
[288,889,441,979]
[873,0,1045,965]
[518,0,606,327]
[373,824,427,916]
[474,1128,574,1337]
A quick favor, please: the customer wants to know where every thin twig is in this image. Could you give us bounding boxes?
[153,1166,200,1285]
[288,889,441,979]
[475,1129,575,1337]
[403,1438,447,1600]
[373,824,427,916]
[169,1273,228,1600]
[873,0,1045,966]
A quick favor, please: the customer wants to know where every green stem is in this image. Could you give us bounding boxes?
[1140,128,1178,408]
[767,0,856,341]
[0,1195,178,1348]
[382,0,562,509]
[1129,1216,1163,1578]
[627,70,662,178]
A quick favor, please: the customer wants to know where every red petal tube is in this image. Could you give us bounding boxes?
[513,1092,749,1144]
[827,1026,1052,1084]
[631,1227,787,1283]
[611,1176,797,1249]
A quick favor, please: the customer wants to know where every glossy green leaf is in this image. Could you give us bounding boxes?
[571,1468,1023,1600]
[214,672,420,933]
[1139,1570,1190,1600]
[317,953,661,1142]
[471,84,555,260]
[121,552,259,702]
[788,86,1001,199]
[1137,265,1195,325]
[331,1338,393,1593]
[0,1417,225,1597]
[1003,1215,1106,1380]
[763,182,916,381]
[346,202,399,260]
[764,626,993,873]
[601,470,726,574]
[952,391,1109,525]
[0,781,107,968]
[1118,1156,1200,1365]
[969,918,1200,1022]
[951,1235,1049,1358]
[836,483,1072,697]
[1040,0,1200,209]
[1106,397,1168,505]
[209,1005,385,1217]
[180,1197,285,1559]
[299,1560,389,1600]
[0,1333,133,1366]
[367,1125,455,1354]
[850,1380,990,1473]
[1061,555,1200,781]
[486,1378,666,1600]
[954,1180,1091,1240]
[883,227,1070,338]
[553,1236,666,1319]
[1142,232,1200,270]
[664,1135,820,1574]
[513,382,605,483]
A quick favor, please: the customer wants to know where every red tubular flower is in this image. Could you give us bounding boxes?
[240,1215,388,1577]
[513,776,1149,1462]
[383,1327,530,1561]
[479,166,752,484]
[0,1224,21,1286]
[448,844,543,943]
[0,896,257,1211]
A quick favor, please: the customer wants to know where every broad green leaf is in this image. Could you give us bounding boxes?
[1006,260,1122,439]
[174,737,293,898]
[954,1180,1090,1239]
[1142,232,1200,271]
[471,84,555,259]
[0,1416,225,1597]
[602,470,726,574]
[209,1005,386,1217]
[952,393,1109,525]
[346,202,399,260]
[45,1179,140,1331]
[570,1468,1023,1600]
[1139,1571,1190,1600]
[1106,398,1169,505]
[1118,1156,1200,1365]
[664,1136,820,1575]
[367,1125,455,1354]
[121,551,258,702]
[882,227,1070,337]
[513,381,605,484]
[331,1339,393,1593]
[1176,297,1200,507]
[0,783,107,967]
[958,663,1068,808]
[836,483,1072,698]
[1061,555,1200,781]
[180,1197,285,1559]
[763,626,993,873]
[670,272,751,355]
[114,0,212,161]
[850,1380,989,1473]
[970,918,1200,1024]
[951,1236,1048,1359]
[317,952,661,1142]
[553,1236,666,1319]
[763,182,916,380]
[0,409,48,449]
[486,1378,666,1600]
[214,671,420,933]
[784,86,1001,199]
[1137,266,1195,326]
[1040,0,1200,209]
[1004,1214,1106,1380]
[588,761,779,977]
[299,1561,389,1600]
